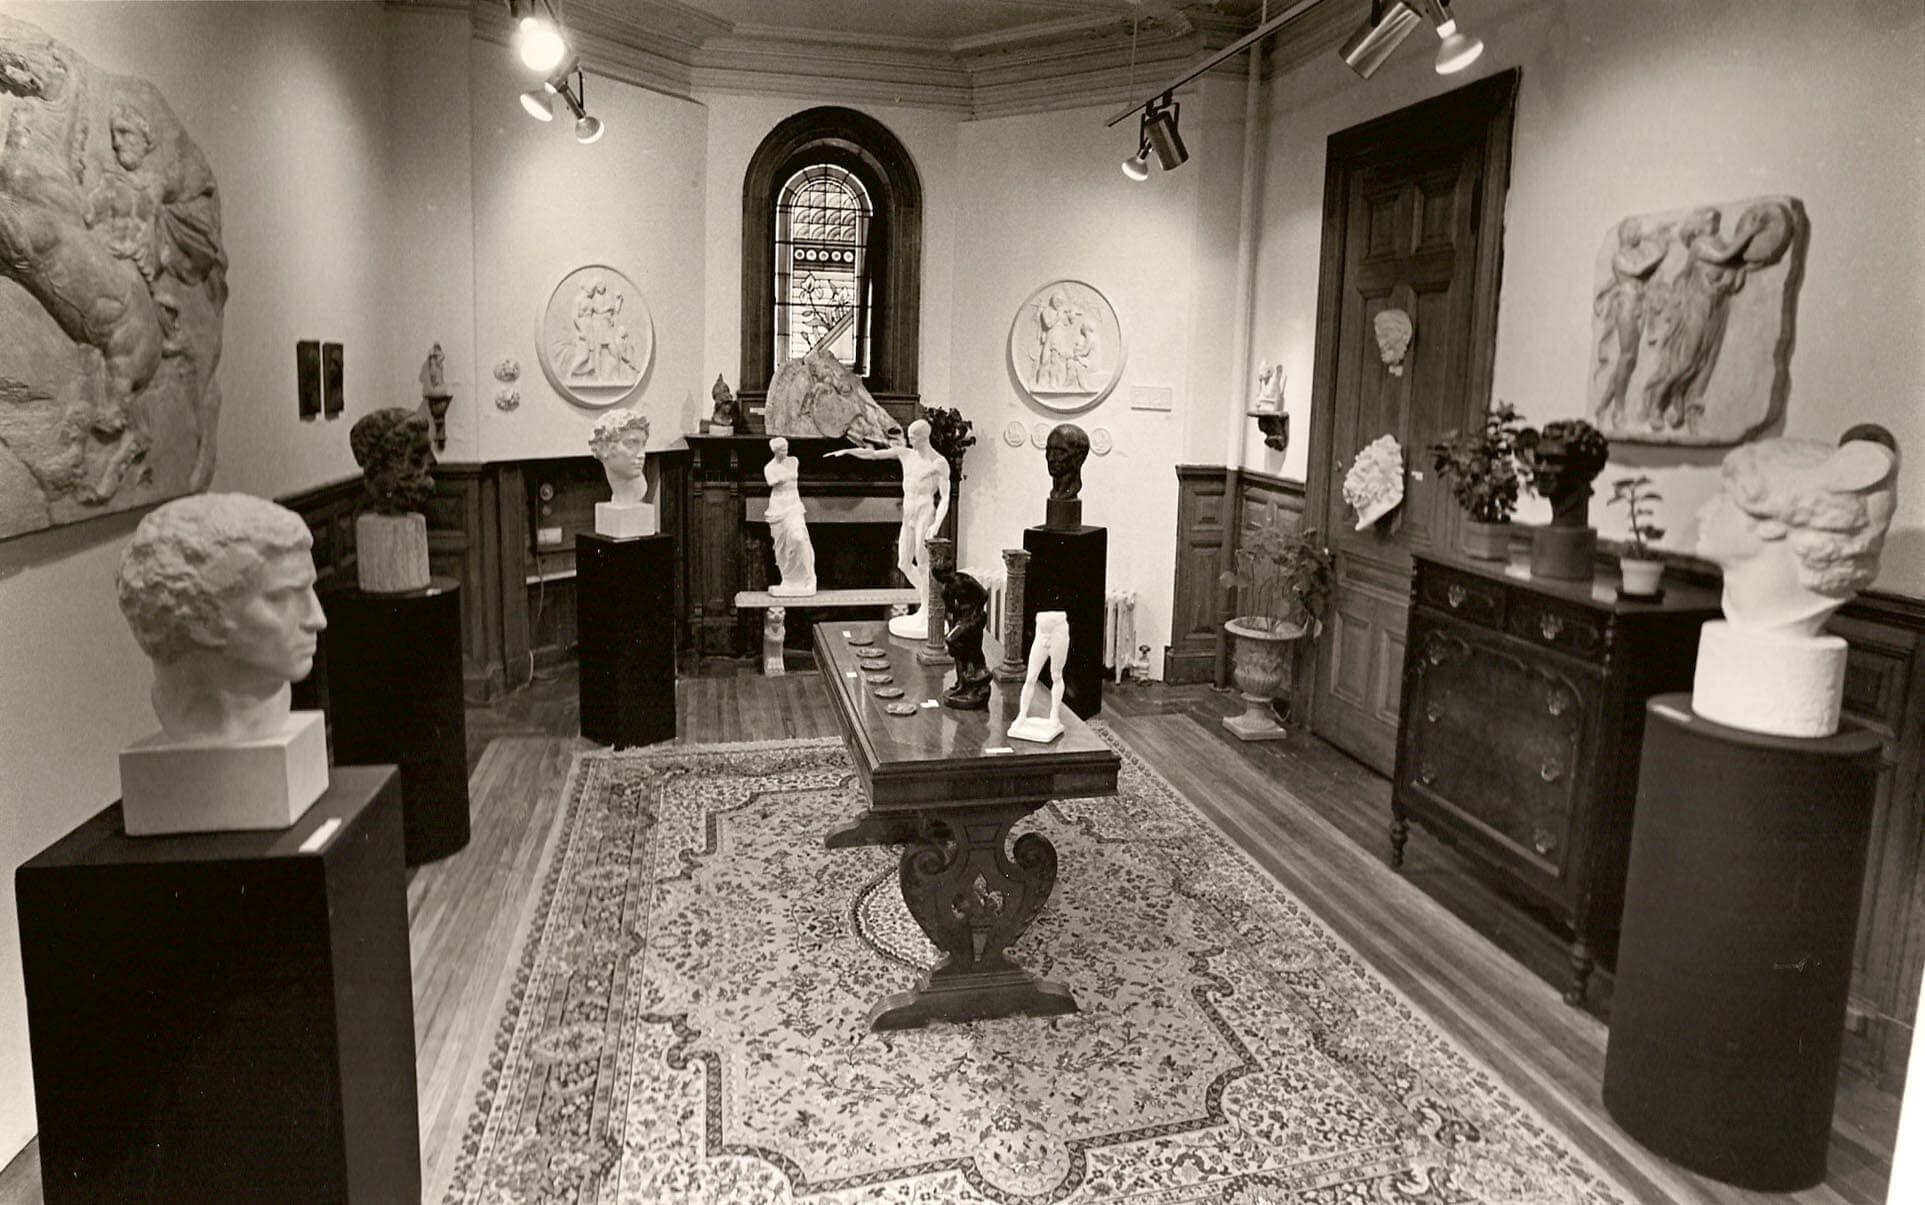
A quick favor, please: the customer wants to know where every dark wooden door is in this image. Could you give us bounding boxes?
[1306,72,1518,774]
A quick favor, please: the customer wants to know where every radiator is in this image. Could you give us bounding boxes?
[1103,589,1137,672]
[964,564,1008,632]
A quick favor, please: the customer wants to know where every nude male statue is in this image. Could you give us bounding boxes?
[827,417,949,638]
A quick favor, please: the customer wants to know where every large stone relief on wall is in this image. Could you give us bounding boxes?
[763,344,901,443]
[538,264,652,408]
[1007,279,1125,413]
[1589,195,1806,446]
[0,14,228,540]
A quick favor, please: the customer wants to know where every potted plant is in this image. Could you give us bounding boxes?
[1218,518,1333,742]
[921,404,975,543]
[1608,474,1666,596]
[1515,418,1611,580]
[1429,402,1526,560]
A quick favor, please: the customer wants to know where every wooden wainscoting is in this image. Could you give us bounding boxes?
[1166,467,1307,686]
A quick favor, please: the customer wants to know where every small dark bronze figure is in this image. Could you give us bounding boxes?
[1045,423,1090,500]
[941,570,992,710]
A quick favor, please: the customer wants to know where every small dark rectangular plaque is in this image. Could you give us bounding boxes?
[322,341,345,416]
[297,340,321,418]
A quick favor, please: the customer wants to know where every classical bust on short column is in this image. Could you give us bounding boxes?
[589,408,657,537]
[1692,427,1900,737]
[350,408,436,592]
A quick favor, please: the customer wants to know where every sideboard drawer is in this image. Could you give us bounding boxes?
[1418,563,1505,631]
[1507,594,1609,662]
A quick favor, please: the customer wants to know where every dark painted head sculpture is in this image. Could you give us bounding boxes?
[1045,423,1091,500]
[350,408,436,514]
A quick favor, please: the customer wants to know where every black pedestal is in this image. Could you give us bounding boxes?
[323,578,470,865]
[1602,695,1882,1191]
[15,768,419,1204]
[577,531,676,748]
[1022,524,1106,719]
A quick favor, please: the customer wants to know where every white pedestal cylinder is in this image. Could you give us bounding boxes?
[1691,620,1847,738]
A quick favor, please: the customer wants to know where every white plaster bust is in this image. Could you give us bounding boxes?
[1343,434,1405,530]
[1695,434,1899,638]
[589,408,650,506]
[116,494,326,743]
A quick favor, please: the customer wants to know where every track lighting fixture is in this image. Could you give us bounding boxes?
[509,0,567,74]
[516,56,606,144]
[1122,95,1186,180]
[1120,140,1151,182]
[1340,0,1483,79]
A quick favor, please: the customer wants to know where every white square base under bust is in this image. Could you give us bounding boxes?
[595,502,658,538]
[118,711,329,836]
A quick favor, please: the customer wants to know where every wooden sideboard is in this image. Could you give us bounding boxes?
[1391,553,1721,1004]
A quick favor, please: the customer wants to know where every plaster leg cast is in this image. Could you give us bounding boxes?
[1008,610,1069,743]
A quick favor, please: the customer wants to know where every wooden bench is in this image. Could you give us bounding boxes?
[733,587,920,675]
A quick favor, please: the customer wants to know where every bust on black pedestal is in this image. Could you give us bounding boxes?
[350,407,435,593]
[1023,422,1106,720]
[1603,426,1901,1191]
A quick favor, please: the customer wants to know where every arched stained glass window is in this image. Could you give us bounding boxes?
[774,164,872,374]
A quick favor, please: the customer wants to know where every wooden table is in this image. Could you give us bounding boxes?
[814,619,1121,1030]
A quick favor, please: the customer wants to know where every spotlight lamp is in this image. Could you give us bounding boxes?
[1339,0,1483,79]
[509,0,568,74]
[1123,94,1186,180]
[1121,138,1151,182]
[516,57,606,144]
[1424,0,1484,75]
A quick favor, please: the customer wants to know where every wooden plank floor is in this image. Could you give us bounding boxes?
[0,667,1900,1203]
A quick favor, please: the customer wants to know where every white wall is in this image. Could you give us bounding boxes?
[0,0,407,1162]
[948,85,1247,679]
[471,41,707,461]
[1249,0,1925,592]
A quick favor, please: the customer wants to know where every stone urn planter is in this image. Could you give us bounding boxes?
[1223,617,1307,742]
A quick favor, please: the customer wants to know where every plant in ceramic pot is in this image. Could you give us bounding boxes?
[1217,518,1333,742]
[1608,474,1666,596]
[1516,418,1611,580]
[1429,402,1526,560]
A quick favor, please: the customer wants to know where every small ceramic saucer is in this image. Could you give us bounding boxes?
[847,636,876,647]
[873,686,905,699]
[864,673,894,684]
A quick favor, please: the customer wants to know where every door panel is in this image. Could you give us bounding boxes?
[1309,74,1518,775]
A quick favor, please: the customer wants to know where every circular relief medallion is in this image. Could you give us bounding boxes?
[884,701,919,716]
[1090,427,1114,456]
[872,686,905,700]
[1002,420,1028,448]
[1030,421,1052,449]
[1007,279,1126,413]
[537,264,654,408]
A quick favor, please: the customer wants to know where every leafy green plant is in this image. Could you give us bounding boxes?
[1608,474,1666,557]
[920,405,976,468]
[1429,402,1526,523]
[1219,518,1333,636]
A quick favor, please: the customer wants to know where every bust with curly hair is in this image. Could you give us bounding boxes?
[588,408,650,506]
[350,408,436,515]
[116,493,325,742]
[1696,432,1898,637]
[1691,428,1900,738]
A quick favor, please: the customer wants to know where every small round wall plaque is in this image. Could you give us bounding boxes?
[884,701,919,716]
[873,686,905,699]
[1002,420,1028,448]
[864,672,894,684]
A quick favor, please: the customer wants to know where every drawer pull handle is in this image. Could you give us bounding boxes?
[1425,703,1441,723]
[1540,613,1565,640]
[1546,693,1569,717]
[1540,758,1563,783]
[1446,584,1467,609]
[1419,765,1437,786]
[1534,832,1557,856]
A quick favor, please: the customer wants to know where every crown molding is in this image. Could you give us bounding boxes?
[458,0,1277,117]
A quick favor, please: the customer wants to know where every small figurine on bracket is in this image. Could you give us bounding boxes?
[1007,610,1070,743]
[709,374,738,435]
[588,408,656,538]
[764,437,816,596]
[350,408,436,593]
[1044,423,1090,530]
[420,342,454,451]
[940,569,992,709]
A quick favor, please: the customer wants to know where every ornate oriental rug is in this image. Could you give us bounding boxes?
[443,736,1630,1204]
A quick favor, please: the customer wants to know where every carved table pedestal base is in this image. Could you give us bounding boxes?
[868,803,1079,1031]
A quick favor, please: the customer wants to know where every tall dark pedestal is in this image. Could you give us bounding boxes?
[1022,524,1106,720]
[1602,695,1882,1191]
[15,768,420,1204]
[576,532,676,748]
[324,578,470,865]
